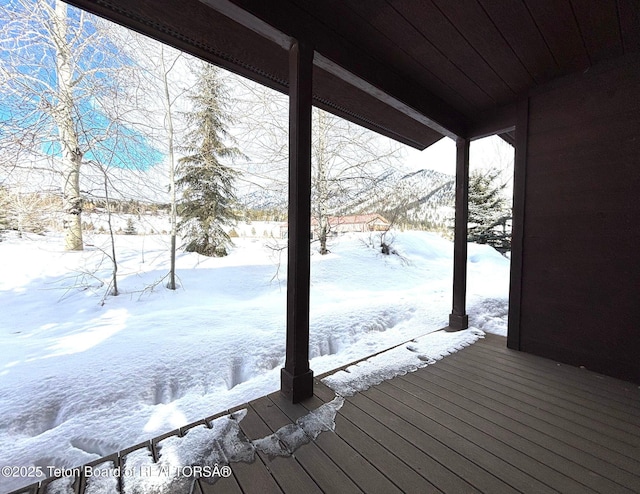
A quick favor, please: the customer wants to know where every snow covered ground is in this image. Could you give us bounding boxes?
[0,229,510,492]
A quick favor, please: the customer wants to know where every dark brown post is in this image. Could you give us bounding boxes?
[448,137,470,330]
[507,98,529,350]
[281,40,314,402]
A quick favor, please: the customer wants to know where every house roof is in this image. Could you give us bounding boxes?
[67,0,640,148]
[311,214,390,227]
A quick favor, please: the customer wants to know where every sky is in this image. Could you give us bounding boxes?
[0,0,168,173]
[403,135,514,176]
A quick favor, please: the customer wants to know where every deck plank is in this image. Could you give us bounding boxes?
[350,390,516,493]
[298,381,442,493]
[251,396,363,494]
[271,391,406,494]
[333,413,443,493]
[363,384,553,494]
[237,401,322,494]
[198,474,243,494]
[338,399,477,494]
[390,374,632,493]
[409,363,640,481]
[440,351,640,453]
[387,375,591,492]
[227,453,284,494]
[312,379,338,402]
[477,336,640,402]
[463,343,640,424]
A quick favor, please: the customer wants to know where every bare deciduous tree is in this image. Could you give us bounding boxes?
[158,46,187,289]
[121,35,195,288]
[0,0,151,250]
[234,81,404,255]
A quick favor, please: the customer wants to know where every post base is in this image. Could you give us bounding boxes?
[280,368,314,403]
[447,313,469,331]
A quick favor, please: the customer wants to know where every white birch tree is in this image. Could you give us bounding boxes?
[159,46,185,289]
[0,0,156,250]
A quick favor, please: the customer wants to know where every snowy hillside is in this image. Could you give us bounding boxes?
[237,168,456,232]
[0,229,509,492]
[377,168,455,229]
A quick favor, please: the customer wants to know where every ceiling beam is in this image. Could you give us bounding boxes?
[64,0,291,94]
[313,54,459,140]
[66,0,467,141]
[198,0,292,50]
[213,0,468,139]
[498,133,516,147]
[467,103,517,141]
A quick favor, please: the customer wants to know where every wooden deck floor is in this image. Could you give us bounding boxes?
[12,334,640,494]
[223,334,640,494]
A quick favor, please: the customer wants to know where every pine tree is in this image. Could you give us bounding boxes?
[176,64,242,257]
[124,217,137,235]
[467,169,511,252]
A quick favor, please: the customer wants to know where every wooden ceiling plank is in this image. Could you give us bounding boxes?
[385,0,509,106]
[430,0,534,96]
[477,0,557,85]
[299,0,483,115]
[617,0,640,54]
[570,0,623,64]
[467,103,517,141]
[524,0,591,73]
[225,0,468,137]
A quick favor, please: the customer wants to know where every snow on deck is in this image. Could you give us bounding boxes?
[322,328,484,396]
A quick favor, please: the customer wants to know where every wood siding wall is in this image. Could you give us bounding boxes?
[518,55,640,383]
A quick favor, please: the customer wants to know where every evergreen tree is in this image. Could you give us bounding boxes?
[176,64,242,257]
[124,217,137,235]
[467,169,511,252]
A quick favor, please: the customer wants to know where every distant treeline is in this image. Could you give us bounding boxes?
[84,198,171,215]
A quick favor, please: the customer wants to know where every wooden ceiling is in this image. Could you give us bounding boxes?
[66,0,640,149]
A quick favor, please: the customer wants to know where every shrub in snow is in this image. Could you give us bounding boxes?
[124,218,137,235]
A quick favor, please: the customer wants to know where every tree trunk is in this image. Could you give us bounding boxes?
[103,171,118,297]
[161,47,178,290]
[53,0,83,251]
[316,110,329,255]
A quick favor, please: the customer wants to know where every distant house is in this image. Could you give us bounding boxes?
[280,214,390,239]
[314,214,390,234]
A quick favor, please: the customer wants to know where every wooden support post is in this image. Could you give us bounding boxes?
[281,40,314,403]
[507,98,529,350]
[448,137,470,331]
